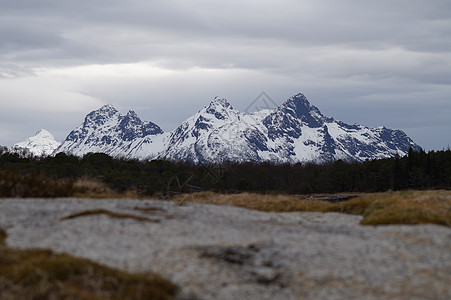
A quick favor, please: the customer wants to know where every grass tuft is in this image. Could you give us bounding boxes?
[73,177,140,199]
[173,192,334,212]
[174,190,451,226]
[324,196,376,215]
[356,190,451,226]
[73,177,113,195]
[61,209,160,223]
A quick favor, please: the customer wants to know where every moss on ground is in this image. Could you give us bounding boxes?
[0,228,178,300]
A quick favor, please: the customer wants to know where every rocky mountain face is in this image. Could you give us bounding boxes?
[52,93,421,163]
[162,97,271,163]
[55,105,166,159]
[11,129,60,157]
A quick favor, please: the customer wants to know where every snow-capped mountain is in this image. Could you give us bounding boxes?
[55,105,166,159]
[54,93,421,163]
[259,93,420,162]
[11,129,60,157]
[161,97,271,163]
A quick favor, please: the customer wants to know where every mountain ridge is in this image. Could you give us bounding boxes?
[56,104,164,158]
[19,93,421,163]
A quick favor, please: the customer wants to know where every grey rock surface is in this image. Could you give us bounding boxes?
[0,198,450,299]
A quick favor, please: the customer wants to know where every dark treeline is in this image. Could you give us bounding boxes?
[0,146,450,196]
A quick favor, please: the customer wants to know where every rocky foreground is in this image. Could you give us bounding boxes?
[0,198,450,299]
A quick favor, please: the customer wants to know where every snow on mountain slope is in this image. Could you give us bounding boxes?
[161,97,269,163]
[55,105,165,159]
[54,93,421,163]
[258,93,420,163]
[11,129,60,157]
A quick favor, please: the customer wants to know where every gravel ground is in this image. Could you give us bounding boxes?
[0,198,450,300]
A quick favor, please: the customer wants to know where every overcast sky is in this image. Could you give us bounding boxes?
[1,0,450,151]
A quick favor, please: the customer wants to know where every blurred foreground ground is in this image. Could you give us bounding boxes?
[0,198,450,299]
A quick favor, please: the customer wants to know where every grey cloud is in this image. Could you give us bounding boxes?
[0,63,34,78]
[0,24,62,52]
[3,0,451,64]
[0,0,450,150]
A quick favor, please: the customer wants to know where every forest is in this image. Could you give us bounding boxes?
[0,146,450,197]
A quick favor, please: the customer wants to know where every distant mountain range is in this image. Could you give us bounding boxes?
[13,93,422,163]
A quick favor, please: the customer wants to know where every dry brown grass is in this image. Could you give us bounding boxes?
[0,171,74,198]
[355,190,451,226]
[173,190,451,226]
[73,177,122,198]
[173,191,334,212]
[61,209,160,223]
[72,178,144,199]
[0,228,178,300]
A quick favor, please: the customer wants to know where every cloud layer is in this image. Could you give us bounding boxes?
[1,0,450,150]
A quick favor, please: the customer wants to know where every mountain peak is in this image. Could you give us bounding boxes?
[278,92,325,127]
[290,92,309,103]
[97,104,119,114]
[89,104,120,118]
[282,93,312,112]
[84,105,120,127]
[127,110,138,118]
[200,97,237,121]
[12,129,60,157]
[35,129,53,137]
[209,97,232,109]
